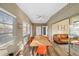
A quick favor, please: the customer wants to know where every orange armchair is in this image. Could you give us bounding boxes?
[29,36,34,44]
[35,45,48,56]
[53,34,68,44]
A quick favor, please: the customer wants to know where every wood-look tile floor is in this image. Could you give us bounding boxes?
[21,41,79,56]
[21,42,68,56]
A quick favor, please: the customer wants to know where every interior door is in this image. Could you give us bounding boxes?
[42,26,48,36]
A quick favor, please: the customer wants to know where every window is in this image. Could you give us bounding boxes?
[23,22,31,36]
[22,22,31,45]
[27,24,32,35]
[69,15,79,37]
[23,22,27,37]
[30,25,32,36]
[27,24,30,34]
[0,10,16,45]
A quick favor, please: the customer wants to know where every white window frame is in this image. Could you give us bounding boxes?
[0,8,16,18]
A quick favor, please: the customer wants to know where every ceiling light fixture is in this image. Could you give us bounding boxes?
[37,16,44,21]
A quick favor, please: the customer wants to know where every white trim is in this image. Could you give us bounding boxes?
[0,8,16,18]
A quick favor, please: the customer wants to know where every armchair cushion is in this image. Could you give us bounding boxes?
[53,34,68,44]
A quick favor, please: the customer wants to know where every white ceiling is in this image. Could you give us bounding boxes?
[16,3,68,23]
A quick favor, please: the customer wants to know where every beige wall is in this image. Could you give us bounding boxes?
[47,3,79,41]
[52,19,69,34]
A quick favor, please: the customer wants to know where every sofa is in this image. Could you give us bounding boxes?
[53,34,68,44]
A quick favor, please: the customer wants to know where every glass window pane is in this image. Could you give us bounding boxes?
[0,11,4,22]
[23,27,26,36]
[0,11,15,45]
[0,23,5,34]
[0,11,14,24]
[4,24,13,33]
[4,13,13,24]
[23,22,27,36]
[0,34,13,44]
